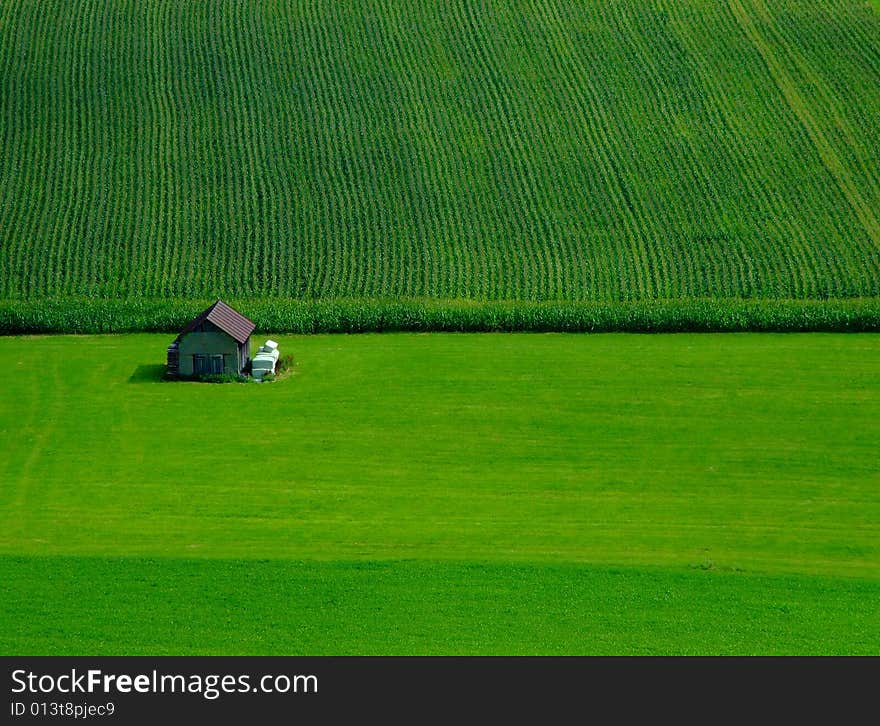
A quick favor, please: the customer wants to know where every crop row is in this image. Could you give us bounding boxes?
[2,297,880,335]
[0,1,878,305]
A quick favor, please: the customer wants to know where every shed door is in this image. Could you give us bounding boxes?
[211,355,224,374]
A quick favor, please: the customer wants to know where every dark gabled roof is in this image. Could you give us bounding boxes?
[178,299,255,344]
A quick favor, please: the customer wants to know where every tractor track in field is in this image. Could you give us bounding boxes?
[728,0,880,251]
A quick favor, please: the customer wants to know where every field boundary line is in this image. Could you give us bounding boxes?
[728,0,880,250]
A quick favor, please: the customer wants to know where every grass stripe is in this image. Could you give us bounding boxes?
[3,556,878,655]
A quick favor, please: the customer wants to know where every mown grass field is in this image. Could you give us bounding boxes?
[1,0,879,308]
[1,333,878,654]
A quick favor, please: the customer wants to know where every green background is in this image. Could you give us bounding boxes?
[2,333,877,653]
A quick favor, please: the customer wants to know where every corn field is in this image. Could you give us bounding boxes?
[1,0,879,322]
[2,297,880,334]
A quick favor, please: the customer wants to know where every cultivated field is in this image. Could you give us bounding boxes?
[1,0,879,311]
[1,0,879,658]
[1,333,878,654]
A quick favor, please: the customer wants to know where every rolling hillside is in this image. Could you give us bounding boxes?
[1,0,879,310]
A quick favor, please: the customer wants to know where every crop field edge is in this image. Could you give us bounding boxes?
[2,296,880,335]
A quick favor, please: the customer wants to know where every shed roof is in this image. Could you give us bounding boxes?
[178,299,255,344]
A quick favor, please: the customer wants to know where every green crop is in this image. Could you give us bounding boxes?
[2,297,880,334]
[0,0,879,318]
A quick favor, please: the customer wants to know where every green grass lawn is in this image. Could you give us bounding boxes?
[1,333,878,654]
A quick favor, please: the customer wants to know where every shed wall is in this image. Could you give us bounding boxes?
[239,339,250,372]
[178,331,240,376]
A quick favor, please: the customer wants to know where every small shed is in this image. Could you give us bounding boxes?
[166,299,255,378]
